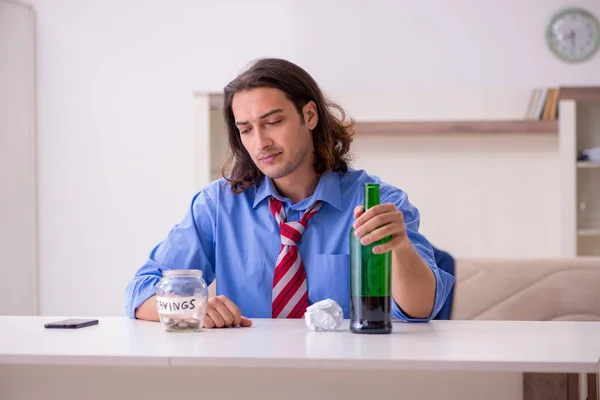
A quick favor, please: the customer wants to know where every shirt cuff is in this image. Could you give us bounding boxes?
[391,261,455,322]
[125,275,161,319]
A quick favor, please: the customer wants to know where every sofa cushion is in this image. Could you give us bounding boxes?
[451,258,600,321]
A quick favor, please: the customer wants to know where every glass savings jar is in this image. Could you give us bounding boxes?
[155,270,208,332]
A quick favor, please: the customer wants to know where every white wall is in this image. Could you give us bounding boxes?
[22,0,600,316]
[290,1,600,91]
[0,0,37,315]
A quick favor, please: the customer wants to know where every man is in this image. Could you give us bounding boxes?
[126,58,455,328]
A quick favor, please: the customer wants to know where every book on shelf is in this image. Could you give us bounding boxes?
[525,87,559,121]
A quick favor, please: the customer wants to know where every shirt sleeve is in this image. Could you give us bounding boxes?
[380,184,455,322]
[124,184,218,319]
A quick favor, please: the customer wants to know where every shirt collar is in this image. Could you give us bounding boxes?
[252,171,343,212]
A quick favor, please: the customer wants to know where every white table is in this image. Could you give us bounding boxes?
[1,316,599,400]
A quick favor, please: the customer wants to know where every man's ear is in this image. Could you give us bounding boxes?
[303,101,318,130]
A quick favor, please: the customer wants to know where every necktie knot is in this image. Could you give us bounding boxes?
[279,221,306,246]
[269,197,323,246]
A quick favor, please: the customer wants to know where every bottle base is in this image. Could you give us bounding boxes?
[349,320,392,334]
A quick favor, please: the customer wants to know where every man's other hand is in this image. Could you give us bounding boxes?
[204,295,253,328]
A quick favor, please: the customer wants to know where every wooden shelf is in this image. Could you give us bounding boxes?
[207,91,573,134]
[578,229,600,236]
[577,161,600,169]
[560,87,600,102]
[354,120,558,135]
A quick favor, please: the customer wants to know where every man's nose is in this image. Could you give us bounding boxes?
[255,128,273,149]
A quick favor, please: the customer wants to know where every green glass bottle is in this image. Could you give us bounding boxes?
[350,183,392,334]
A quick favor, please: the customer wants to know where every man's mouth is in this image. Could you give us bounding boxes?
[259,152,281,163]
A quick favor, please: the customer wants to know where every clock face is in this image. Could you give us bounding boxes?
[547,8,600,63]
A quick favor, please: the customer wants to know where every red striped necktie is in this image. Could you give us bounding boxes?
[269,197,323,318]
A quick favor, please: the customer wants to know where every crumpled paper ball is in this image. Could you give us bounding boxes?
[304,299,343,331]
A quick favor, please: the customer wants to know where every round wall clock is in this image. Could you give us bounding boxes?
[546,7,600,63]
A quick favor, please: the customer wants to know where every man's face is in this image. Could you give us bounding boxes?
[232,87,316,180]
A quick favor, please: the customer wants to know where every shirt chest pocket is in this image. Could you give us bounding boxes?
[308,253,351,316]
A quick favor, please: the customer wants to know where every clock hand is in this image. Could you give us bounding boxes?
[568,29,576,46]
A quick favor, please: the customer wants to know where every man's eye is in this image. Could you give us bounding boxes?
[239,128,251,135]
[266,120,282,125]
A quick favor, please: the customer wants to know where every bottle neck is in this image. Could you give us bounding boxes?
[364,184,380,210]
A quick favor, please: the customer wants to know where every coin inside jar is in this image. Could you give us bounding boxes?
[163,317,201,332]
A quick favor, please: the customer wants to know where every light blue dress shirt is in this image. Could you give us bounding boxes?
[125,169,455,321]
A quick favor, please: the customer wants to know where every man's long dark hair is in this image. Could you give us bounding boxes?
[221,58,355,193]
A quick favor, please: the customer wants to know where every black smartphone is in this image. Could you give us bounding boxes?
[44,318,99,329]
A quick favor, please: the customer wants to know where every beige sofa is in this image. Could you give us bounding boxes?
[451,257,600,400]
